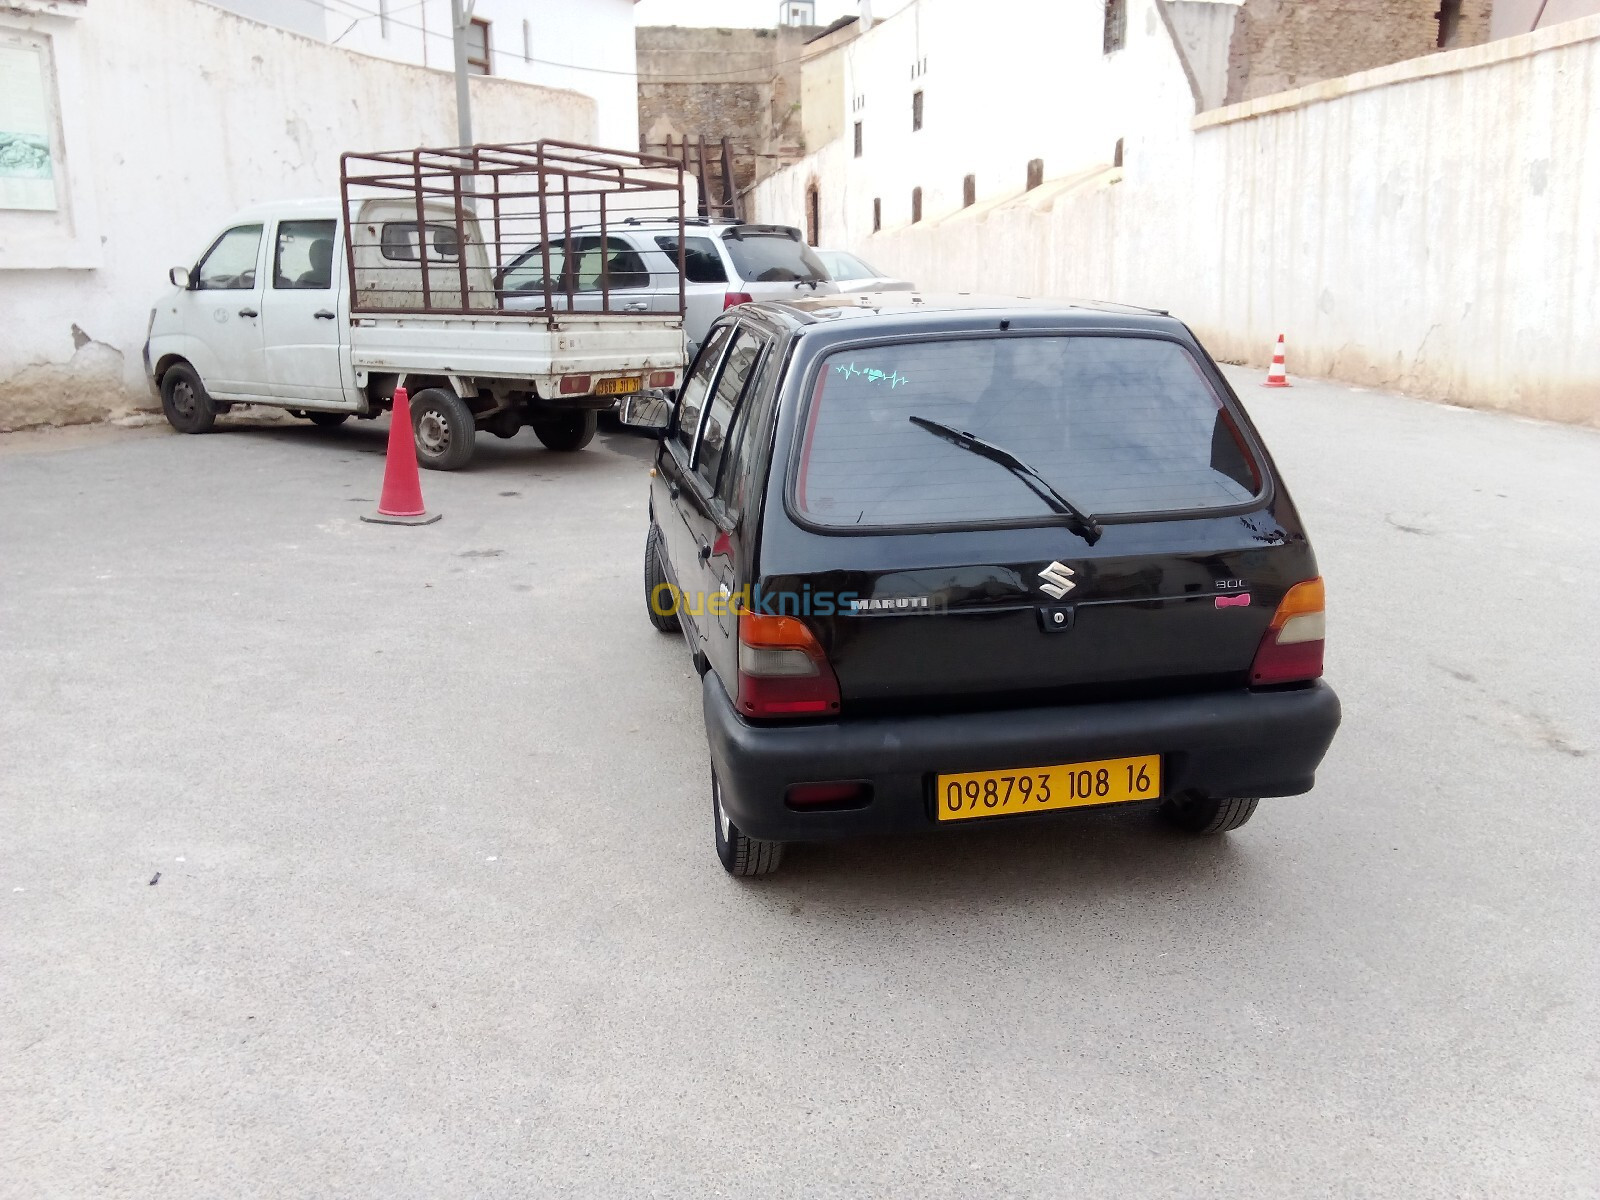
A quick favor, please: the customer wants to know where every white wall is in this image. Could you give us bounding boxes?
[754,8,1600,426]
[325,0,640,149]
[0,0,596,429]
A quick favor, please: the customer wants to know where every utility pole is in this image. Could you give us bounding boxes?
[450,0,474,148]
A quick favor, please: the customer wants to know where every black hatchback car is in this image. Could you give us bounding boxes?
[622,294,1341,876]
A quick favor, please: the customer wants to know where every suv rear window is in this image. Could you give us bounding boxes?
[722,230,827,283]
[794,335,1263,528]
[654,235,728,284]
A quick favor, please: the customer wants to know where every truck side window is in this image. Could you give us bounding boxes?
[273,219,337,290]
[696,333,765,491]
[379,222,460,263]
[673,325,732,459]
[195,225,263,291]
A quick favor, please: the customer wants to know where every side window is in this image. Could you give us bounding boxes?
[500,243,565,294]
[719,341,780,511]
[672,324,732,457]
[195,225,263,290]
[273,219,337,290]
[573,236,649,292]
[654,235,729,284]
[696,332,764,490]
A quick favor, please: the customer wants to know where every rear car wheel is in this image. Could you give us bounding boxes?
[532,410,597,452]
[410,387,476,471]
[1159,794,1259,835]
[713,769,784,877]
[644,525,679,633]
[308,412,348,428]
[160,363,216,434]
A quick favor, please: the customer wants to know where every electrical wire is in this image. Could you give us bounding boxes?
[292,0,832,80]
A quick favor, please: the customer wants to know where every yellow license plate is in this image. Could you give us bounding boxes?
[936,754,1161,822]
[595,376,643,396]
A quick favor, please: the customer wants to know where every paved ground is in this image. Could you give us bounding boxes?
[2,372,1597,1199]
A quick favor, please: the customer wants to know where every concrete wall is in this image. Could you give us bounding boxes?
[0,0,595,430]
[751,9,1600,426]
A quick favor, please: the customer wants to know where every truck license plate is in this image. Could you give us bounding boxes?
[595,376,643,396]
[935,755,1161,821]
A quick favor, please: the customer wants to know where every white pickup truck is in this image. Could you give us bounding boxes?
[143,142,690,470]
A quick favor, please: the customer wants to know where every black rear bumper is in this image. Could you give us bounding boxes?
[703,675,1341,843]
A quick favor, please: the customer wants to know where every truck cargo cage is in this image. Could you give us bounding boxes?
[339,139,688,319]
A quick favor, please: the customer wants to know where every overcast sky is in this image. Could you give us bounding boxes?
[633,0,910,30]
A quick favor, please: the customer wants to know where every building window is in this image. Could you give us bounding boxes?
[854,121,863,158]
[1026,158,1044,191]
[1113,138,1124,168]
[1435,0,1462,47]
[805,182,820,246]
[962,174,975,208]
[466,17,491,75]
[873,198,881,233]
[911,90,923,132]
[911,187,922,223]
[1103,0,1125,53]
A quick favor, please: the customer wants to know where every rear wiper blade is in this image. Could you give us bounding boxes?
[908,415,1102,545]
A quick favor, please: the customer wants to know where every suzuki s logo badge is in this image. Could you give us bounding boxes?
[1038,561,1076,599]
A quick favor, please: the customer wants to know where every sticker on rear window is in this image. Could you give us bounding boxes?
[832,361,908,388]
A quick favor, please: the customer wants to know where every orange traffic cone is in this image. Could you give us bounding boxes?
[361,387,441,525]
[1261,335,1292,388]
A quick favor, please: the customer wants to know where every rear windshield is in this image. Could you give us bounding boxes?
[793,335,1263,528]
[722,230,827,283]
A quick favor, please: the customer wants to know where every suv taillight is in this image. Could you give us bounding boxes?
[736,612,841,718]
[1250,578,1325,686]
[723,291,754,310]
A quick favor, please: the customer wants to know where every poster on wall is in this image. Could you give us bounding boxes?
[0,41,57,212]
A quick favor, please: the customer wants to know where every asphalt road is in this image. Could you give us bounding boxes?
[3,371,1597,1199]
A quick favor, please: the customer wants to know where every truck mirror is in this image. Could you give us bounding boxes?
[618,390,673,435]
[169,266,192,289]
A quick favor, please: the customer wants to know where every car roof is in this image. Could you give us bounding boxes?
[750,292,1181,333]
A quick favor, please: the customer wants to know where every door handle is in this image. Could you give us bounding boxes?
[622,300,649,312]
[314,309,336,320]
[238,307,259,318]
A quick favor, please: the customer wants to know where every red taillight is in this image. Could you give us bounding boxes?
[559,375,592,395]
[785,781,871,809]
[648,370,676,388]
[737,612,841,718]
[1250,577,1326,686]
[723,291,754,310]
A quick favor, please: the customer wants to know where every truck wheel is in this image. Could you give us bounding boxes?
[644,525,679,633]
[1159,794,1259,834]
[532,410,596,452]
[160,363,216,434]
[410,388,476,471]
[308,412,348,428]
[713,769,784,878]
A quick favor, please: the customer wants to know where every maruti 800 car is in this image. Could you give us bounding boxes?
[625,293,1341,877]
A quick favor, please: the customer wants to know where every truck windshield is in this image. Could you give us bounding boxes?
[793,335,1264,528]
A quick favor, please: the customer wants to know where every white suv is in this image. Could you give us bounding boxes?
[496,220,838,354]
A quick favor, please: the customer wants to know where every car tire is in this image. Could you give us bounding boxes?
[644,525,679,633]
[409,387,476,471]
[1159,794,1259,835]
[160,363,217,434]
[532,410,597,452]
[308,412,349,428]
[713,768,784,878]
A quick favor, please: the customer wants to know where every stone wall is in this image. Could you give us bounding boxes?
[1225,0,1494,102]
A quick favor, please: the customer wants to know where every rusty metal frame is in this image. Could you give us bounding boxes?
[339,140,687,319]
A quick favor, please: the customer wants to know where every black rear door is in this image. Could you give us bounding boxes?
[760,329,1317,711]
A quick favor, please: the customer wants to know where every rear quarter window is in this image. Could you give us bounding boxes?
[722,231,827,283]
[792,334,1263,528]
